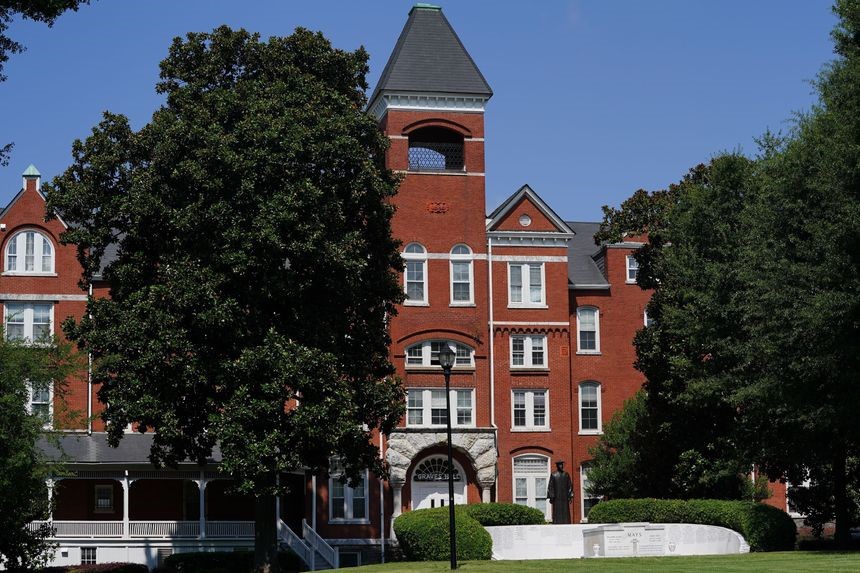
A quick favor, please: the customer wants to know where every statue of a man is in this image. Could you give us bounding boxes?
[546,460,573,524]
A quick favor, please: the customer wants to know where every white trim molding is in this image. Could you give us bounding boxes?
[370,92,490,118]
[0,293,88,302]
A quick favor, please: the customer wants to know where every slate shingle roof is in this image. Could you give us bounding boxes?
[566,221,610,288]
[369,5,492,108]
[38,433,222,464]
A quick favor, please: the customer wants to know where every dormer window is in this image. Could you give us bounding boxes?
[408,127,464,171]
[5,230,54,274]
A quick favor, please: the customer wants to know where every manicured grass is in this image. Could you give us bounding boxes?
[353,552,860,573]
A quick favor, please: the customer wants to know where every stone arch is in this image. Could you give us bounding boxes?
[386,430,496,489]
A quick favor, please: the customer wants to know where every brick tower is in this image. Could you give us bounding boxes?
[368,4,497,519]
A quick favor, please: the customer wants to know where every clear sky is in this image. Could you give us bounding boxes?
[0,1,837,222]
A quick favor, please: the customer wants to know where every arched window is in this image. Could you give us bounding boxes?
[512,454,550,519]
[578,381,601,434]
[408,127,465,171]
[402,243,427,304]
[5,230,54,274]
[450,244,473,305]
[576,306,600,353]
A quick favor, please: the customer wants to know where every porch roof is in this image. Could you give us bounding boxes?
[38,433,222,464]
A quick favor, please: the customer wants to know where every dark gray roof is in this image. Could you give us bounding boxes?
[566,221,610,288]
[92,239,120,281]
[38,433,222,464]
[369,5,492,108]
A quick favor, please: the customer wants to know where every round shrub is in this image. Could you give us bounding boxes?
[463,502,546,526]
[587,498,796,551]
[393,506,492,561]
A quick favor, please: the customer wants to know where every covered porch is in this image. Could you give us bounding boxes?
[35,468,256,540]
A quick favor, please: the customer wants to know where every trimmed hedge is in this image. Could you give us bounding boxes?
[463,502,546,526]
[37,565,149,573]
[163,551,303,573]
[587,498,796,551]
[393,506,492,561]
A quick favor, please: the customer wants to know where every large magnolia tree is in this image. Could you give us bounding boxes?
[46,26,405,570]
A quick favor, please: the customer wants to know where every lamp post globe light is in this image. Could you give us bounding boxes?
[438,343,458,570]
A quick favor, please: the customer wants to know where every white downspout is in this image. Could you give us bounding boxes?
[87,282,93,435]
[379,432,386,563]
[487,237,499,501]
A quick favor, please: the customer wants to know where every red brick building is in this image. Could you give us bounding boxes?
[6,5,786,569]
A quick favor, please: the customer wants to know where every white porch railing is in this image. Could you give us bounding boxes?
[28,520,254,539]
[303,519,339,570]
[128,521,200,538]
[206,521,255,537]
[30,521,124,538]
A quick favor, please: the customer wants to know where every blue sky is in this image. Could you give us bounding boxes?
[0,1,837,221]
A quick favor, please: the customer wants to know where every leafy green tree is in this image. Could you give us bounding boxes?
[0,1,91,164]
[593,156,758,502]
[735,0,860,545]
[593,1,860,544]
[45,26,405,571]
[0,338,75,569]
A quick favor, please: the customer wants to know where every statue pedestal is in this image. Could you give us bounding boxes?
[583,523,666,557]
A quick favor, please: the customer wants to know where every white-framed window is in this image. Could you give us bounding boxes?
[513,454,550,520]
[329,459,369,523]
[576,307,599,353]
[27,380,52,427]
[786,478,811,518]
[4,230,54,274]
[644,308,655,327]
[403,243,427,305]
[80,547,97,565]
[512,389,548,430]
[626,255,639,283]
[449,244,474,305]
[94,484,114,513]
[405,340,474,368]
[4,302,53,342]
[508,262,545,307]
[406,388,474,427]
[580,463,600,521]
[510,335,546,368]
[579,381,601,434]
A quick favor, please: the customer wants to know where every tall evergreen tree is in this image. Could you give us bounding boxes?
[737,0,860,544]
[592,156,758,501]
[45,26,405,570]
[592,1,860,543]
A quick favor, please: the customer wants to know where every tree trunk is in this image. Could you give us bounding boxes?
[254,484,279,573]
[833,447,851,548]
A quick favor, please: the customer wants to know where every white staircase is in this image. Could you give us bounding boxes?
[277,519,339,570]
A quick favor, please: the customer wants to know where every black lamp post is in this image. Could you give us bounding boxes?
[438,344,458,570]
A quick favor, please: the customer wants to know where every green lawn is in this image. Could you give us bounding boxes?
[352,552,860,573]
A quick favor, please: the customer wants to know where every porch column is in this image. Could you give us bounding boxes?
[390,478,404,539]
[197,471,207,540]
[122,472,130,539]
[275,474,281,525]
[480,482,493,503]
[46,478,54,523]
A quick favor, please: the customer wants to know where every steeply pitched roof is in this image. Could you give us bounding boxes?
[23,164,40,177]
[566,221,610,289]
[369,4,492,108]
